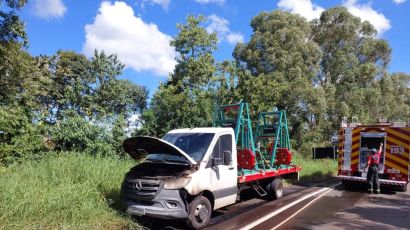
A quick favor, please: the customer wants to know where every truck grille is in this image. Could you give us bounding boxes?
[123,178,161,200]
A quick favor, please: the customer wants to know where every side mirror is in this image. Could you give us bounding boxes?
[212,157,223,167]
[223,150,232,165]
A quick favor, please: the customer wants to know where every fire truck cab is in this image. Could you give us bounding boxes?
[337,118,409,191]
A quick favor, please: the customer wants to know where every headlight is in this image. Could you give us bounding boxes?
[163,177,191,189]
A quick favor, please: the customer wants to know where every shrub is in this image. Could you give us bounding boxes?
[0,106,47,166]
[49,115,115,156]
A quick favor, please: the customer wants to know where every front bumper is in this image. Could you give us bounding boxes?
[123,188,188,219]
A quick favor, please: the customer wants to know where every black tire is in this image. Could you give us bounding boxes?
[399,185,408,192]
[342,180,352,190]
[186,196,212,229]
[266,178,283,200]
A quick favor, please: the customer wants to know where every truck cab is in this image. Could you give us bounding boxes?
[121,128,237,229]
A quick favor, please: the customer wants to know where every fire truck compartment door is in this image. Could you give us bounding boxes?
[342,128,352,171]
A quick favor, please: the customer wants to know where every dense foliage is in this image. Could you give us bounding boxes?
[0,1,147,165]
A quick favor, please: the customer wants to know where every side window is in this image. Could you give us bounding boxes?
[211,139,221,159]
[208,134,232,167]
[220,135,232,160]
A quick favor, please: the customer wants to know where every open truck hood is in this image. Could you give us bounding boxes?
[123,136,197,166]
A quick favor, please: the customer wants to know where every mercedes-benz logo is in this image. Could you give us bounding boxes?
[133,180,142,192]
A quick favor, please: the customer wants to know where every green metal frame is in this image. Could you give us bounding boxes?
[254,110,291,168]
[213,101,257,169]
[213,102,292,172]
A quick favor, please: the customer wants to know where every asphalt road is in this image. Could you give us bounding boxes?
[133,182,313,229]
[281,184,410,230]
[133,180,409,230]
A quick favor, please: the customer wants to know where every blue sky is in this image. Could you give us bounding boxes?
[18,0,410,96]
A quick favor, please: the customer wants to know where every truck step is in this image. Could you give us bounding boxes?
[251,184,267,197]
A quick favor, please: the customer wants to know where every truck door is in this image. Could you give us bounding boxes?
[208,133,237,209]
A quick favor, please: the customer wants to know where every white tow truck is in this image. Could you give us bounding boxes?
[121,102,301,229]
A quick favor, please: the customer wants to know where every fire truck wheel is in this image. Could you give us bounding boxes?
[186,195,212,229]
[267,178,283,200]
[399,185,407,192]
[342,180,352,190]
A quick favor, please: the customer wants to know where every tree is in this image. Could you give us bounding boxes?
[211,60,241,106]
[0,105,46,165]
[138,15,218,137]
[0,0,37,106]
[0,1,150,163]
[49,114,115,156]
[233,10,322,146]
[378,73,410,120]
[38,50,148,123]
[38,50,148,156]
[0,48,148,163]
[168,15,217,88]
[312,7,391,129]
[0,0,28,46]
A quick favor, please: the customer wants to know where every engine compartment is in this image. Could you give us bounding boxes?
[126,161,192,179]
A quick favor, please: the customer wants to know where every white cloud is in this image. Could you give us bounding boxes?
[277,0,324,21]
[83,1,176,77]
[206,15,230,36]
[140,0,170,10]
[226,33,244,44]
[33,0,67,19]
[343,0,391,36]
[393,0,406,4]
[278,0,391,36]
[195,0,225,5]
[206,15,244,45]
[126,114,141,137]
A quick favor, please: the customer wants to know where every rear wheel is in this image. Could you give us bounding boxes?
[398,185,408,192]
[266,178,283,200]
[342,180,352,190]
[186,195,212,229]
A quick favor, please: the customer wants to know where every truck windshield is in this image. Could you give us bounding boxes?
[162,133,215,162]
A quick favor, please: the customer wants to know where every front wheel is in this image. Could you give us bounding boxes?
[186,195,212,229]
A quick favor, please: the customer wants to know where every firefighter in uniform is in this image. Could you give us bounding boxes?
[365,143,383,194]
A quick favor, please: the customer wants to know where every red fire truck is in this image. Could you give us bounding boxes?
[337,118,409,191]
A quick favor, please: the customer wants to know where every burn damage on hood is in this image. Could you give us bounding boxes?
[123,136,197,166]
[126,161,193,179]
[123,136,199,179]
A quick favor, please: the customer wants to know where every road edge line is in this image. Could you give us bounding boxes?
[270,183,339,230]
[239,182,341,230]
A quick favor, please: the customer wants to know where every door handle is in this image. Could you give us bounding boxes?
[229,166,234,170]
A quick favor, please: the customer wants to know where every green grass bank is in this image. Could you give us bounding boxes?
[0,153,138,230]
[292,153,338,182]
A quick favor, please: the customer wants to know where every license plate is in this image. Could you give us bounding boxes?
[129,207,145,216]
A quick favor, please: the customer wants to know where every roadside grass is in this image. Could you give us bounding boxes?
[292,154,338,183]
[0,153,140,230]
